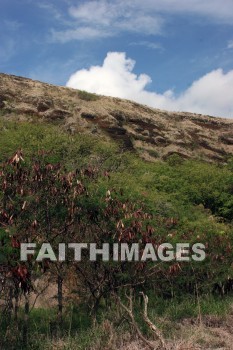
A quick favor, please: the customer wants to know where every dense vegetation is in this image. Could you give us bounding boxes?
[0,120,232,349]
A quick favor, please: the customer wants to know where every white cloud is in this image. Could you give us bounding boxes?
[50,0,233,42]
[66,52,233,118]
[37,3,62,20]
[51,27,111,43]
[68,2,116,26]
[3,20,22,31]
[227,40,233,49]
[171,69,233,117]
[69,0,233,25]
[138,0,233,23]
[69,1,164,34]
[130,41,163,50]
[52,1,163,42]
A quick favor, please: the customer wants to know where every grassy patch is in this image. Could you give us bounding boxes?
[78,90,100,101]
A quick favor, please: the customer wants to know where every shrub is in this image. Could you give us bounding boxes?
[78,90,100,101]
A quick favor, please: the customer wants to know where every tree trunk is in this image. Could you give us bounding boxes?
[14,292,19,321]
[22,294,29,346]
[57,274,63,328]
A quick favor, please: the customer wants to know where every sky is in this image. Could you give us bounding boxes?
[0,0,233,118]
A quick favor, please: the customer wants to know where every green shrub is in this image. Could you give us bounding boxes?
[78,90,100,101]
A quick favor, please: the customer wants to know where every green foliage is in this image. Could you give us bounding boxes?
[166,153,184,166]
[0,119,232,222]
[0,120,118,167]
[1,294,233,349]
[78,90,100,101]
[0,119,232,348]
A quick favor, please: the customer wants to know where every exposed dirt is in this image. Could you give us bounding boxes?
[2,272,232,349]
[0,73,233,162]
[22,273,233,350]
[121,312,233,350]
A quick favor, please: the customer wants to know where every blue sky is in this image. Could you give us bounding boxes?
[1,0,233,118]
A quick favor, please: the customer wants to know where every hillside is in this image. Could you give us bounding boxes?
[0,73,233,350]
[0,73,233,162]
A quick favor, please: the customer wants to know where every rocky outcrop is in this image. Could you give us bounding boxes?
[0,73,233,162]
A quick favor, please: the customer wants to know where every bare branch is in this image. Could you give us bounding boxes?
[140,291,167,349]
[116,292,157,350]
